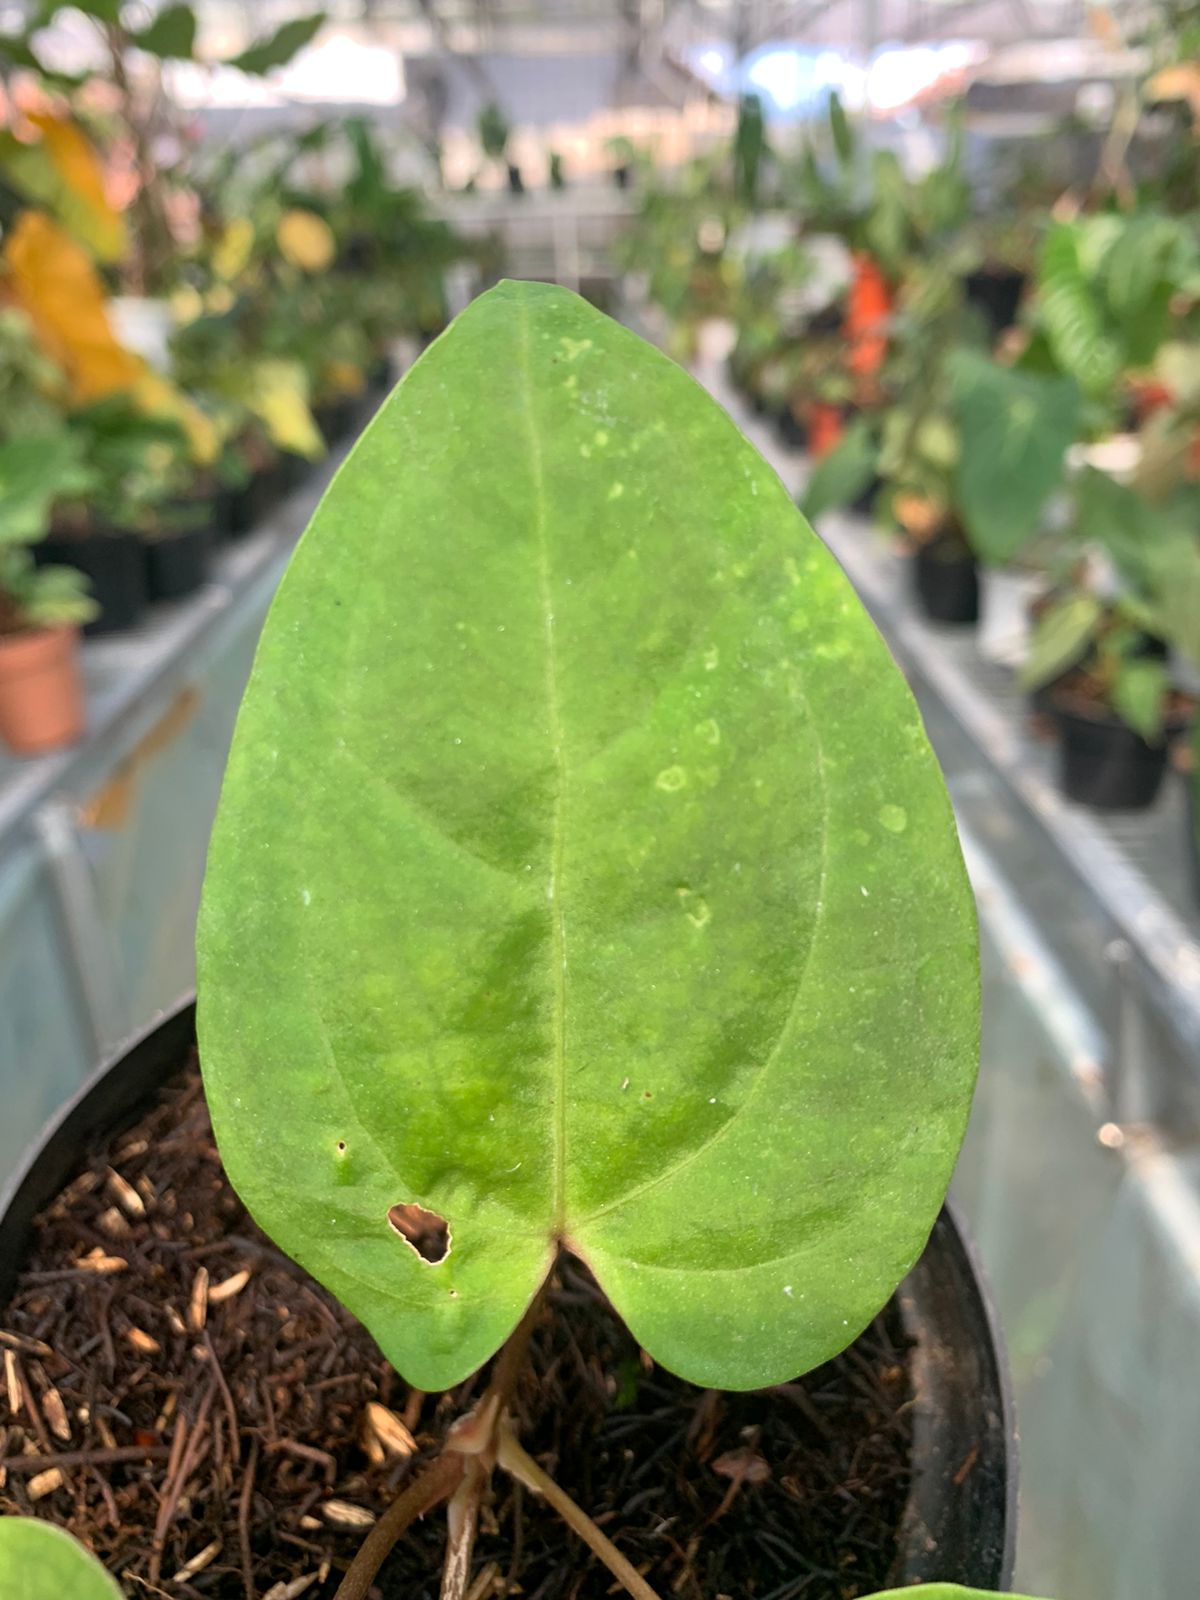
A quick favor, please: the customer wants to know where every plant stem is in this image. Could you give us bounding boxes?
[333,1276,551,1600]
[440,1454,487,1600]
[332,1451,465,1600]
[495,1421,666,1600]
[104,21,171,294]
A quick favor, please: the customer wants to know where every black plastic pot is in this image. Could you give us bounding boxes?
[851,473,885,518]
[965,269,1027,341]
[144,525,212,602]
[36,530,149,637]
[913,538,980,626]
[776,407,809,451]
[0,1002,1016,1592]
[279,451,313,494]
[368,355,398,393]
[227,469,283,536]
[315,396,360,445]
[1186,770,1200,904]
[1052,699,1175,811]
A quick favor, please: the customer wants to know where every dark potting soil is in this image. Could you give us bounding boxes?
[0,1062,915,1600]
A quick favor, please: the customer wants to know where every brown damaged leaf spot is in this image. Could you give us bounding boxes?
[387,1202,451,1265]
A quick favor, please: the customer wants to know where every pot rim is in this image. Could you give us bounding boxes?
[0,622,78,667]
[0,996,1018,1592]
[1050,691,1192,739]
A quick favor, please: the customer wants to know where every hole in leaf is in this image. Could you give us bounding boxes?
[336,1140,346,1154]
[387,1203,451,1265]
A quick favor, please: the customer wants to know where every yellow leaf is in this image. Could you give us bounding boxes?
[170,285,205,325]
[28,113,126,263]
[213,217,255,281]
[1148,63,1200,129]
[249,359,325,459]
[3,210,142,401]
[3,213,218,463]
[323,358,366,397]
[135,371,220,466]
[277,209,336,273]
[205,284,235,316]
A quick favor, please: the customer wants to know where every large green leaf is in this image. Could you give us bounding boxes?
[1148,521,1200,666]
[1038,224,1121,399]
[1112,656,1169,741]
[227,13,324,75]
[0,1519,122,1600]
[866,1588,1049,1600]
[0,434,91,544]
[1019,592,1102,690]
[950,350,1079,565]
[828,91,854,167]
[197,282,978,1394]
[133,3,197,59]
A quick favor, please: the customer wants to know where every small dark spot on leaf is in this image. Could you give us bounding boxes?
[336,1140,346,1154]
[388,1202,451,1265]
[643,1091,652,1099]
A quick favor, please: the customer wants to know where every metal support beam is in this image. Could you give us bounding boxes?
[34,800,130,1062]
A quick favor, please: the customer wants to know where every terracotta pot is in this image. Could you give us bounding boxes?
[846,252,892,379]
[0,624,85,755]
[809,402,845,458]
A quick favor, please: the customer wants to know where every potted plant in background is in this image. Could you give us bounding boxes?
[0,434,95,755]
[37,397,209,621]
[607,134,640,190]
[1021,465,1199,809]
[478,101,523,194]
[801,332,1078,630]
[0,3,328,314]
[1028,209,1198,436]
[0,283,1036,1599]
[961,216,1039,342]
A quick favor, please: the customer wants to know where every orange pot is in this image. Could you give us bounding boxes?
[846,252,892,379]
[0,624,85,755]
[808,403,844,459]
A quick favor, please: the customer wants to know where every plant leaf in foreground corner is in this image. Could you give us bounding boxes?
[0,1518,123,1600]
[197,281,979,1394]
[866,1587,1052,1600]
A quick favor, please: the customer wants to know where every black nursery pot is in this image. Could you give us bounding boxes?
[913,537,980,626]
[279,451,313,493]
[227,468,285,536]
[1052,699,1176,811]
[314,396,360,445]
[36,530,149,636]
[851,473,885,518]
[144,525,212,602]
[368,354,398,393]
[776,407,809,451]
[965,269,1027,341]
[0,1001,1017,1593]
[1186,770,1200,904]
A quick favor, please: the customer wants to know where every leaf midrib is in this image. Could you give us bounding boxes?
[516,298,569,1235]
